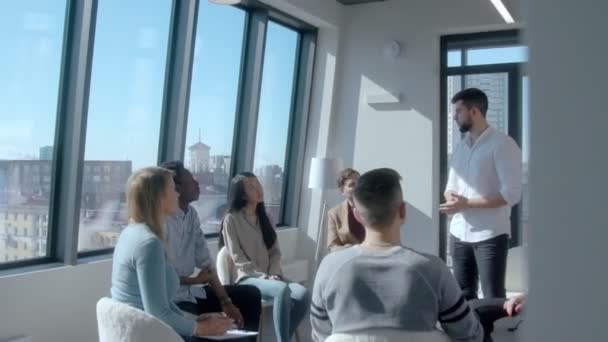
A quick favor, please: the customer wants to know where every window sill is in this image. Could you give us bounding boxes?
[1,227,302,279]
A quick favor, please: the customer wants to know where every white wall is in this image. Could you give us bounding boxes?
[0,260,111,342]
[524,1,608,341]
[328,0,515,254]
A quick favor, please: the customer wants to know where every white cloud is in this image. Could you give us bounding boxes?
[138,27,158,50]
[34,37,54,58]
[130,58,155,99]
[0,120,34,145]
[193,37,203,63]
[0,145,29,160]
[23,12,56,33]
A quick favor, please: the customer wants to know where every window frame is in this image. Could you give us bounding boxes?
[159,2,316,237]
[1,0,316,270]
[247,19,308,228]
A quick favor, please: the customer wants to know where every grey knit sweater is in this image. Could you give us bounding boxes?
[311,245,483,342]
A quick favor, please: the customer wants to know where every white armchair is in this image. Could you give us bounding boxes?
[96,297,183,342]
[216,246,237,285]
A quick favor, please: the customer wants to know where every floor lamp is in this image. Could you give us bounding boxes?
[308,157,343,271]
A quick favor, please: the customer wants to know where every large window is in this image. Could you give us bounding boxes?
[440,30,528,264]
[184,2,245,235]
[253,22,299,225]
[0,1,315,270]
[0,1,66,265]
[77,0,172,252]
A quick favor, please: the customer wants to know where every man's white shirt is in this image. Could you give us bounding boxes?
[446,126,522,243]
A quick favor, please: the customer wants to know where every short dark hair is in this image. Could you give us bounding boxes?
[337,168,360,188]
[451,88,488,117]
[160,160,186,185]
[353,168,403,228]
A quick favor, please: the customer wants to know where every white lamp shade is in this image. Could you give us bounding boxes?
[308,157,343,190]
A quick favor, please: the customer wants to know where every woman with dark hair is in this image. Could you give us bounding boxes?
[220,172,310,342]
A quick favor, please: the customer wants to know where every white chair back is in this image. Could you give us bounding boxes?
[506,245,528,294]
[216,246,236,285]
[96,297,183,342]
[325,329,450,342]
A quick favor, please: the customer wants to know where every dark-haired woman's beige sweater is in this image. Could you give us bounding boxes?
[222,211,283,282]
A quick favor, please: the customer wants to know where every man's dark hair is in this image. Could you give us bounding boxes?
[353,168,403,228]
[160,160,186,185]
[451,88,488,117]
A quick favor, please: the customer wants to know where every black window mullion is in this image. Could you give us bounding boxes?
[439,36,449,260]
[508,67,522,247]
[231,10,268,176]
[158,0,199,164]
[49,0,98,265]
[280,31,316,226]
[444,29,521,51]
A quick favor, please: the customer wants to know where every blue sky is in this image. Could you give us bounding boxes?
[448,46,528,67]
[0,0,298,171]
[0,0,66,160]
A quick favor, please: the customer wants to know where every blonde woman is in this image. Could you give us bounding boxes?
[111,167,233,340]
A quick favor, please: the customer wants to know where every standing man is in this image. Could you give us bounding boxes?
[161,161,262,339]
[440,88,522,300]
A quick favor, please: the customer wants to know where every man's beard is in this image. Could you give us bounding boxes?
[459,121,472,133]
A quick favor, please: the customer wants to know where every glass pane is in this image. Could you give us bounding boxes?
[0,1,66,264]
[184,2,245,235]
[446,75,463,157]
[253,22,299,225]
[447,49,462,67]
[466,46,528,66]
[521,76,529,244]
[78,0,171,252]
[465,73,509,134]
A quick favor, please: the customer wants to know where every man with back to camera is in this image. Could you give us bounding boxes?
[311,168,484,342]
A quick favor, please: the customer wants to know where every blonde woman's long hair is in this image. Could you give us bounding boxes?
[126,167,173,240]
